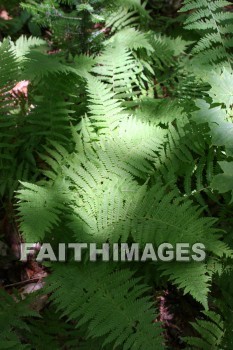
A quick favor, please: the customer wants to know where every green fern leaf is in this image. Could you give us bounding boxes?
[46,263,164,350]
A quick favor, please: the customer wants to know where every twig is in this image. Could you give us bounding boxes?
[4,277,40,289]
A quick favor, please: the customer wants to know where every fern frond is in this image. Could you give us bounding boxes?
[106,7,139,32]
[183,311,224,349]
[106,27,154,53]
[0,289,39,350]
[25,72,75,143]
[86,75,127,131]
[0,39,22,196]
[17,181,66,241]
[10,35,45,60]
[156,122,195,173]
[24,51,77,78]
[46,263,164,350]
[180,0,233,66]
[135,98,185,125]
[17,154,231,306]
[92,46,143,99]
[26,306,89,350]
[160,262,211,309]
[114,0,149,16]
[151,34,183,67]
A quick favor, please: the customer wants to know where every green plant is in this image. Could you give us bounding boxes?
[1,0,233,349]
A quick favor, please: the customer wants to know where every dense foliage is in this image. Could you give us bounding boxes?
[0,0,233,349]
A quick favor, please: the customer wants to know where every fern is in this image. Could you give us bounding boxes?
[92,46,144,99]
[180,0,233,66]
[10,35,45,60]
[0,32,89,197]
[159,262,211,309]
[2,1,233,349]
[135,98,185,125]
[183,311,225,349]
[26,306,91,349]
[0,40,23,196]
[85,75,127,130]
[21,0,108,55]
[0,289,39,350]
[17,135,232,309]
[106,27,154,53]
[45,263,164,350]
[17,181,67,241]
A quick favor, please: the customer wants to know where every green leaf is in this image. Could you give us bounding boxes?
[211,161,233,202]
[192,100,233,151]
[207,68,233,110]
